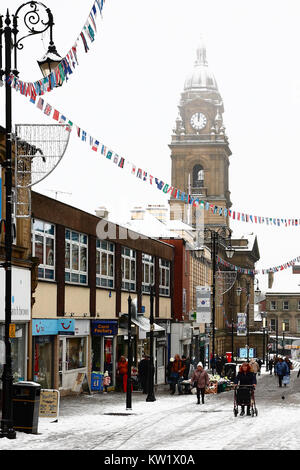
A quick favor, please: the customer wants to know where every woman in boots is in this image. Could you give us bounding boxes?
[191,362,209,404]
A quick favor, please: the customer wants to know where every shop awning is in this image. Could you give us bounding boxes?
[131,315,165,332]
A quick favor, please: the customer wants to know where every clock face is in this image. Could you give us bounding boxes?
[190,112,207,130]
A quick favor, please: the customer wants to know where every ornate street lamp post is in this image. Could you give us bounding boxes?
[146,284,156,402]
[0,1,60,439]
[204,227,234,372]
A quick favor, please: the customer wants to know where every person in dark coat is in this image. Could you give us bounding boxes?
[138,355,150,393]
[216,355,223,376]
[181,355,192,394]
[257,359,263,375]
[268,358,274,375]
[234,362,257,416]
[275,358,289,387]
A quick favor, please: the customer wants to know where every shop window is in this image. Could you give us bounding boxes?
[66,337,87,370]
[159,259,170,296]
[96,240,115,288]
[33,336,53,389]
[32,219,55,280]
[142,253,154,293]
[65,229,88,285]
[121,247,136,291]
[0,324,26,384]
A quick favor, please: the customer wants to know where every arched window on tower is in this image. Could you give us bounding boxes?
[193,164,204,188]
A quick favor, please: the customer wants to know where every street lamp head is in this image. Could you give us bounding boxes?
[37,45,62,80]
[236,286,242,297]
[226,246,234,259]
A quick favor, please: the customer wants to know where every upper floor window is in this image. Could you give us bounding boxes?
[270,300,276,310]
[142,254,154,293]
[121,247,136,291]
[32,219,55,280]
[159,259,170,296]
[298,300,300,311]
[270,318,277,332]
[283,301,289,310]
[65,229,88,285]
[96,240,114,288]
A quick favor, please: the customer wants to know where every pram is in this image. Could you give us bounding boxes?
[233,385,258,417]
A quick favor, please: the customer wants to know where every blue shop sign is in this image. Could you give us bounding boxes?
[32,319,75,336]
[32,319,58,336]
[57,319,75,336]
[92,320,118,336]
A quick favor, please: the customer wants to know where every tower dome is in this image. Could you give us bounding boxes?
[184,38,219,92]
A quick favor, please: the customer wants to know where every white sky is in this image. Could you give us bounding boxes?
[2,0,300,293]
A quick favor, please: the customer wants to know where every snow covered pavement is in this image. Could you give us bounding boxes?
[0,370,300,451]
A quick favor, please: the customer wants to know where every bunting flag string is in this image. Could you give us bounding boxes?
[7,76,300,229]
[6,0,106,97]
[216,254,300,275]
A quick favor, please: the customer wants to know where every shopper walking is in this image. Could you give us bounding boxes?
[170,354,185,395]
[117,356,129,392]
[138,355,150,394]
[275,357,289,387]
[268,357,274,375]
[191,362,209,405]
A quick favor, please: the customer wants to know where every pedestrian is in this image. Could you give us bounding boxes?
[275,357,289,387]
[191,362,210,405]
[297,368,300,378]
[234,362,257,416]
[284,356,293,373]
[274,356,279,376]
[216,355,223,376]
[257,358,263,376]
[249,358,260,379]
[138,354,150,394]
[268,357,274,375]
[103,371,111,393]
[181,355,192,394]
[117,355,129,392]
[170,354,185,395]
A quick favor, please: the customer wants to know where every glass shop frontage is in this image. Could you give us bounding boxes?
[0,267,31,386]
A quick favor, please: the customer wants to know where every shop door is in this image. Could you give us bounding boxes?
[59,338,66,389]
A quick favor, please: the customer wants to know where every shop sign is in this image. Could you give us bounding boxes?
[75,320,90,336]
[32,319,58,336]
[0,267,31,322]
[57,319,75,336]
[91,320,118,336]
[32,319,75,336]
[196,286,211,323]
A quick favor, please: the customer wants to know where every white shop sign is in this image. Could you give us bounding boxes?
[0,267,31,322]
[74,319,90,336]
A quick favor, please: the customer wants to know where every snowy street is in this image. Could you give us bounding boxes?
[1,368,300,451]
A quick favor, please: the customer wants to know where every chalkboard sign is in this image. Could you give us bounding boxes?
[39,389,60,420]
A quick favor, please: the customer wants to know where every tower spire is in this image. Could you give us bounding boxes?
[195,36,208,66]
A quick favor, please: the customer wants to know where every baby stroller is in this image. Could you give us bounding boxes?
[233,385,258,417]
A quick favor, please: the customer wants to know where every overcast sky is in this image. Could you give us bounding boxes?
[2,0,300,293]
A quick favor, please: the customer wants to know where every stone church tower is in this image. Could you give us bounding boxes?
[169,38,232,230]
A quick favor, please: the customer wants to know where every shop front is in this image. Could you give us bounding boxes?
[0,267,31,385]
[91,320,118,388]
[59,319,90,392]
[32,319,57,389]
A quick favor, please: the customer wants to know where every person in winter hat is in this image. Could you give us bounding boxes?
[191,362,209,405]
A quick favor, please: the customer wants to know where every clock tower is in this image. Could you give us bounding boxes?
[169,38,232,231]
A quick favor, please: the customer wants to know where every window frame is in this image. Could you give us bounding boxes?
[32,219,56,281]
[65,229,88,285]
[142,253,155,293]
[121,247,136,291]
[159,258,170,296]
[96,239,115,289]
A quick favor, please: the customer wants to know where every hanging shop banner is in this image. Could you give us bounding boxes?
[75,319,90,336]
[237,313,247,336]
[0,267,31,322]
[196,286,211,324]
[91,320,118,336]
